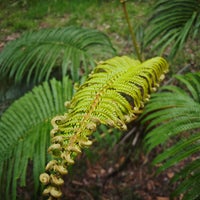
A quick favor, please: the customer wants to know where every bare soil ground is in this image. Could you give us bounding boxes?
[59,144,183,200]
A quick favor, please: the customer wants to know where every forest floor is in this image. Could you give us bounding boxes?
[60,145,183,200]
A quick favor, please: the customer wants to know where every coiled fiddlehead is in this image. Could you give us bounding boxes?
[40,56,168,199]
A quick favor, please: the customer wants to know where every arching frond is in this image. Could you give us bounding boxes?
[144,0,200,59]
[142,73,200,200]
[0,77,73,200]
[0,26,116,83]
[40,55,168,199]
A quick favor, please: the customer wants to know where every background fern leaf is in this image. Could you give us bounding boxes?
[0,26,116,83]
[142,72,200,200]
[0,76,73,200]
[144,0,200,59]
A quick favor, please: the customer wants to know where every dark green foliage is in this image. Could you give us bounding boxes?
[0,26,116,83]
[0,77,73,200]
[0,25,116,200]
[145,0,200,59]
[142,73,200,200]
[94,125,123,149]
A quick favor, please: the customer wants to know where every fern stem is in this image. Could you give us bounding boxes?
[120,0,142,62]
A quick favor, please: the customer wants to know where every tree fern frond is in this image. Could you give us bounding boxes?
[153,133,200,171]
[0,26,116,83]
[172,170,200,200]
[142,72,200,200]
[40,55,168,199]
[0,77,73,200]
[145,0,200,59]
[171,158,200,199]
[175,73,200,102]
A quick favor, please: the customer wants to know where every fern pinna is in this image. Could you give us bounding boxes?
[142,73,200,200]
[40,56,168,199]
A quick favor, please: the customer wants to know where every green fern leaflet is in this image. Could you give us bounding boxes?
[145,0,200,59]
[40,56,168,199]
[0,26,116,83]
[142,73,200,200]
[0,77,73,200]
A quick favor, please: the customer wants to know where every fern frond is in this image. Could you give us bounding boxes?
[142,72,200,200]
[171,158,200,200]
[145,0,200,59]
[40,55,168,199]
[0,26,116,83]
[0,77,73,200]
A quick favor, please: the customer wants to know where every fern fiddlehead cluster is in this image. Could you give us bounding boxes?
[40,56,168,199]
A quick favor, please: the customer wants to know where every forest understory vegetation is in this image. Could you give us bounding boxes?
[0,0,200,200]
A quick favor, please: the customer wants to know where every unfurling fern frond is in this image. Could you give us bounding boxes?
[0,26,116,83]
[0,77,73,200]
[40,56,168,199]
[142,73,200,200]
